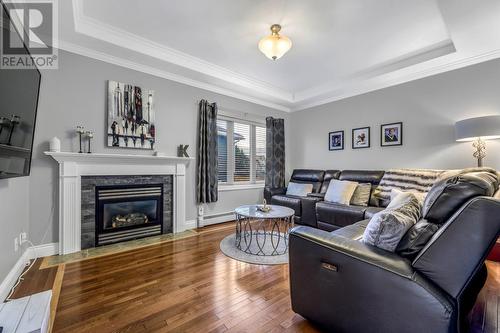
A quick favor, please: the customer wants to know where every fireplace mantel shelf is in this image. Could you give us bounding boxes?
[45,151,193,164]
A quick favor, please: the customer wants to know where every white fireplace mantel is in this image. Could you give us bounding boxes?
[45,151,194,255]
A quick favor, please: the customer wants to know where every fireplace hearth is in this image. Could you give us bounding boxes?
[96,184,164,246]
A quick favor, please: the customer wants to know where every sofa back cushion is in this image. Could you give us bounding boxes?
[339,170,385,185]
[396,219,439,260]
[321,170,383,195]
[371,169,442,207]
[423,171,498,224]
[412,197,500,298]
[290,169,325,193]
[320,170,341,193]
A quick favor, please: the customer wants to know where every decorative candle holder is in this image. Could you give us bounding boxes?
[7,115,20,146]
[86,130,94,154]
[0,117,10,141]
[76,126,85,153]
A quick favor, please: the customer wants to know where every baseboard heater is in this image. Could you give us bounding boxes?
[200,211,235,227]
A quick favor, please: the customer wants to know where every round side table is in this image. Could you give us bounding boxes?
[234,205,295,256]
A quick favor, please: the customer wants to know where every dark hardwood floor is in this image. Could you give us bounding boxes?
[10,222,500,332]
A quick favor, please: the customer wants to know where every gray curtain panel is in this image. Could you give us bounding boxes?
[265,117,286,189]
[197,100,219,203]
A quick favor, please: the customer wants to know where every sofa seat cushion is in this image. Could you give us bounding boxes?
[271,195,302,216]
[316,201,367,229]
[364,207,384,219]
[331,219,369,240]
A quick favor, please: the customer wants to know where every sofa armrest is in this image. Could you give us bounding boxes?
[288,226,454,333]
[307,192,325,199]
[290,226,414,277]
[299,196,323,228]
[264,186,287,201]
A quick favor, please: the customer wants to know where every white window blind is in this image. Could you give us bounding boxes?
[255,126,266,182]
[217,119,228,183]
[217,116,266,185]
[234,122,250,182]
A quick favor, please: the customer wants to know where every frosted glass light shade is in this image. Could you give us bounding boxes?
[258,25,292,60]
[455,115,500,142]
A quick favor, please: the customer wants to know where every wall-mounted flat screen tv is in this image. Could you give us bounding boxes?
[0,2,41,179]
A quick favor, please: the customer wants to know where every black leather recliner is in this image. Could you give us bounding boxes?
[289,171,500,333]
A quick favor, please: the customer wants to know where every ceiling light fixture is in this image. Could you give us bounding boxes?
[258,24,292,61]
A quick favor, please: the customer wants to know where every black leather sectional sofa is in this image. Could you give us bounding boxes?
[265,169,386,230]
[266,169,500,333]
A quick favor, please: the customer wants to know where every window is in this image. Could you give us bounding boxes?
[217,117,266,185]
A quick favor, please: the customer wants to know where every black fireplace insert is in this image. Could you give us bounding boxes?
[95,183,164,246]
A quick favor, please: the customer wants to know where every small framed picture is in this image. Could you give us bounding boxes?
[352,127,370,149]
[381,122,403,146]
[329,130,344,151]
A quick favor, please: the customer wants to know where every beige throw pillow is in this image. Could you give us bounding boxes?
[324,179,359,205]
[350,183,372,206]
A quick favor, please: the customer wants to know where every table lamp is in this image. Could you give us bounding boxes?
[455,115,500,167]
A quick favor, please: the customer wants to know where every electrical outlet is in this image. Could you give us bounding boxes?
[19,232,27,244]
[14,237,18,252]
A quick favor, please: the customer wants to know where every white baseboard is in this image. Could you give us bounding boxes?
[28,243,59,259]
[0,242,59,302]
[183,219,197,231]
[0,250,30,302]
[200,212,235,227]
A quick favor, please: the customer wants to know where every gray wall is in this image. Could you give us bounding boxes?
[289,58,500,171]
[4,49,500,283]
[29,50,289,246]
[0,177,29,282]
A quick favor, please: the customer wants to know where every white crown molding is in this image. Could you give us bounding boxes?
[71,0,294,103]
[291,48,500,112]
[60,37,500,113]
[57,40,292,112]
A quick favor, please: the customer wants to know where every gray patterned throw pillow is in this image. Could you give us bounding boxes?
[362,192,422,252]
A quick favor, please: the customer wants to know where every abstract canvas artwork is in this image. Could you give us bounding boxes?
[107,80,156,150]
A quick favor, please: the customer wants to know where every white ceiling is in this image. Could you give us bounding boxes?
[56,0,500,112]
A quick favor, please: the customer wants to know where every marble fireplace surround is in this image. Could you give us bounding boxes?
[45,152,193,255]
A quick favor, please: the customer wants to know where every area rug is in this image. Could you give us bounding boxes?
[219,233,289,265]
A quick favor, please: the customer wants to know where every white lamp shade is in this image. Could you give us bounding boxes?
[455,115,500,142]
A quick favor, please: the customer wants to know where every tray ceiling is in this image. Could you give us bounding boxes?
[53,0,500,111]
